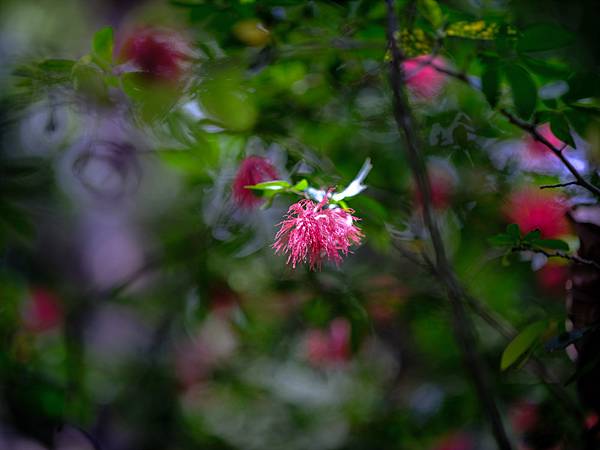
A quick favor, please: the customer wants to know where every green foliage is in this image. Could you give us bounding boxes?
[505,64,538,119]
[91,26,114,70]
[500,320,549,371]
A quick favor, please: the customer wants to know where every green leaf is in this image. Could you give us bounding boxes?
[245,180,291,191]
[39,59,75,73]
[92,26,114,69]
[523,229,541,243]
[418,0,443,29]
[292,179,308,191]
[505,64,537,119]
[481,62,501,107]
[517,24,574,53]
[533,238,570,251]
[506,223,521,239]
[549,113,575,148]
[501,320,548,371]
[488,233,515,247]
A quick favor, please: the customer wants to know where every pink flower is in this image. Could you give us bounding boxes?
[273,197,363,270]
[232,156,279,208]
[402,55,448,98]
[304,318,351,367]
[21,288,63,333]
[503,188,570,238]
[120,27,188,81]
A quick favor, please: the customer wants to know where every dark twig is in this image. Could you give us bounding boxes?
[419,60,600,199]
[513,246,600,271]
[540,181,579,190]
[385,2,513,449]
[499,109,600,198]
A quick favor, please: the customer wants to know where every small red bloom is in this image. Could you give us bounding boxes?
[22,288,63,333]
[503,188,570,238]
[304,318,351,367]
[402,55,448,98]
[273,197,363,270]
[120,27,187,81]
[232,156,279,208]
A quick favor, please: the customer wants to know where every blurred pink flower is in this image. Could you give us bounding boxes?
[273,197,363,270]
[432,432,474,450]
[503,188,570,238]
[509,401,540,434]
[232,156,279,208]
[119,27,188,81]
[536,263,569,295]
[402,55,448,98]
[412,160,457,210]
[21,288,63,333]
[304,318,351,367]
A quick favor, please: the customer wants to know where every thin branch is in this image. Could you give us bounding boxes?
[513,246,600,271]
[499,109,600,198]
[540,181,579,190]
[385,2,513,449]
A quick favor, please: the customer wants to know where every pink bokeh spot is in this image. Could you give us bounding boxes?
[232,156,279,208]
[22,288,63,333]
[432,432,474,450]
[503,188,570,238]
[525,123,566,158]
[402,55,448,98]
[273,197,363,270]
[304,318,351,367]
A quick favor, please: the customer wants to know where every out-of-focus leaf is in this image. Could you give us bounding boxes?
[92,26,114,69]
[549,113,575,148]
[533,238,570,251]
[245,180,291,191]
[292,179,308,191]
[481,61,501,107]
[523,229,541,243]
[72,61,107,101]
[488,233,516,247]
[505,64,537,119]
[418,0,443,29]
[501,320,548,371]
[507,223,521,239]
[197,66,257,132]
[517,24,574,53]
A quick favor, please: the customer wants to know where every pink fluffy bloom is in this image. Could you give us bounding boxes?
[273,197,363,270]
[119,27,189,82]
[304,318,351,367]
[402,55,448,98]
[503,188,570,238]
[232,156,279,208]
